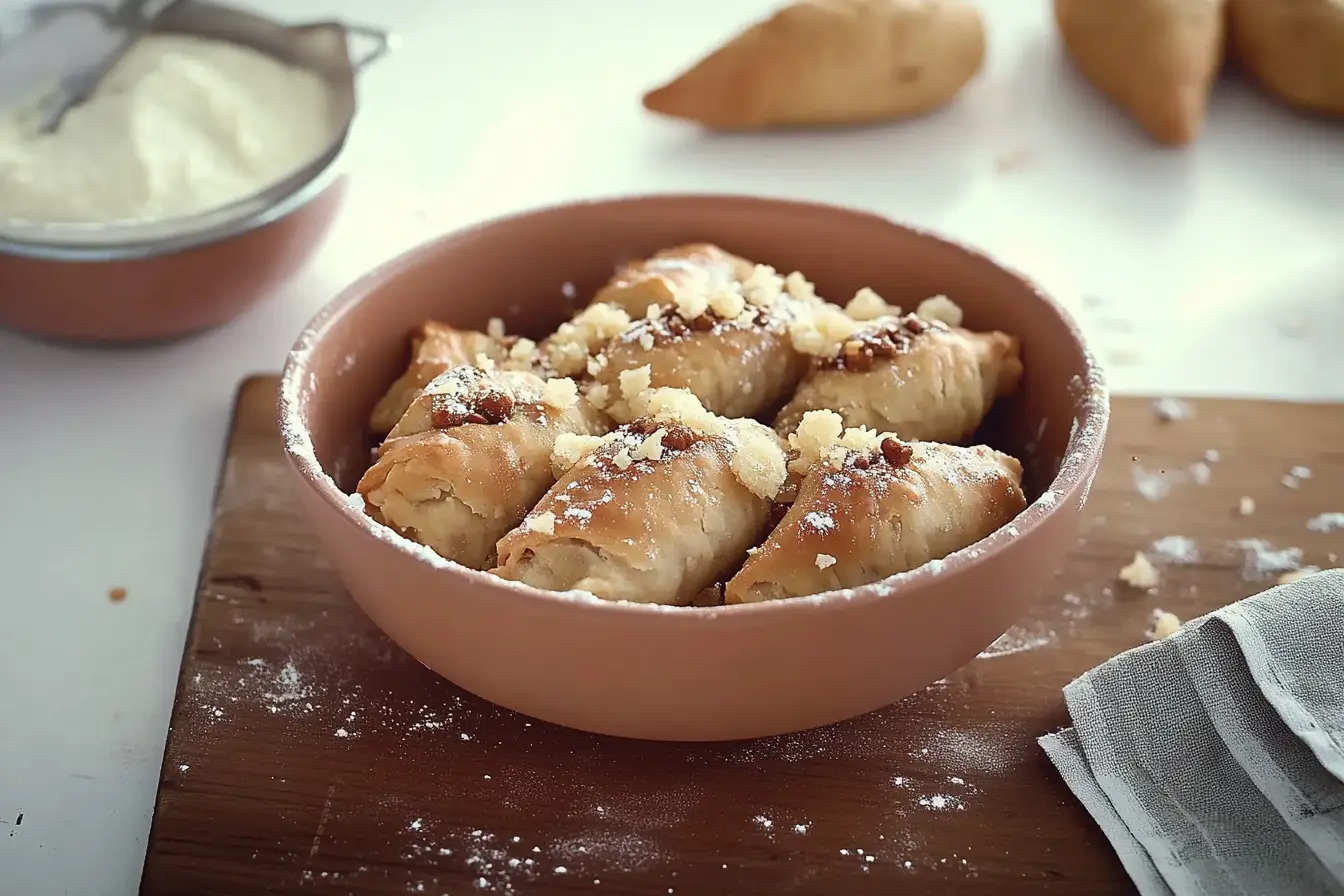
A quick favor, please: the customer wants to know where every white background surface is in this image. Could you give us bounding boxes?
[0,0,1341,893]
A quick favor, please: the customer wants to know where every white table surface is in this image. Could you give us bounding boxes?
[0,0,1341,893]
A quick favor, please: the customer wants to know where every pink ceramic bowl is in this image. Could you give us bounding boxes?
[279,194,1109,742]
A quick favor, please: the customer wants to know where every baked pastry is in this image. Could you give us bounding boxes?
[492,389,788,605]
[358,365,609,569]
[589,264,815,421]
[773,312,1022,442]
[369,321,539,434]
[1054,0,1225,146]
[1229,0,1344,117]
[593,244,756,319]
[642,0,986,130]
[726,414,1026,604]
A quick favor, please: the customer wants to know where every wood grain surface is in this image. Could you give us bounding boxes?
[140,377,1344,896]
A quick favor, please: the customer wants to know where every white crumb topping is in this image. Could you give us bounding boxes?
[915,295,963,327]
[540,377,579,409]
[638,388,726,437]
[526,511,556,535]
[816,553,837,570]
[638,332,655,351]
[845,287,899,321]
[672,281,709,320]
[742,264,783,307]
[734,308,758,327]
[586,354,607,376]
[788,303,860,357]
[838,425,883,454]
[508,337,536,361]
[645,303,662,320]
[586,383,611,409]
[788,410,845,473]
[474,352,496,372]
[1118,552,1159,589]
[784,271,817,302]
[547,303,632,376]
[728,421,788,500]
[633,429,666,462]
[612,448,633,470]
[486,317,506,340]
[551,433,606,476]
[619,365,653,402]
[707,287,746,320]
[1146,609,1180,641]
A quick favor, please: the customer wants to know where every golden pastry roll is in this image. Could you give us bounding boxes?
[493,396,788,605]
[357,366,609,569]
[593,243,756,319]
[369,321,536,435]
[592,303,809,422]
[773,314,1022,442]
[726,435,1026,604]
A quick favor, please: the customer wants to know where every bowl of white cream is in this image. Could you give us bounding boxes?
[0,0,390,342]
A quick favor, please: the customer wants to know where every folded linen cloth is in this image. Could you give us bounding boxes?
[1040,569,1344,896]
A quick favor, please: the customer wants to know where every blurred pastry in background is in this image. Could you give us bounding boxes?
[1053,0,1226,146]
[1228,0,1344,117]
[642,0,985,131]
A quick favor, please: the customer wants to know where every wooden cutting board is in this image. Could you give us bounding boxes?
[140,376,1343,896]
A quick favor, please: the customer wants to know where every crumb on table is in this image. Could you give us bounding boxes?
[1146,609,1181,641]
[1237,496,1255,516]
[108,587,127,603]
[1277,567,1321,585]
[1151,397,1194,422]
[1118,552,1159,589]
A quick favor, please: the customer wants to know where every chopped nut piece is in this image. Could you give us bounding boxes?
[880,437,914,467]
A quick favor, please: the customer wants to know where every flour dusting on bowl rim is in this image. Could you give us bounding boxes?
[278,193,1111,619]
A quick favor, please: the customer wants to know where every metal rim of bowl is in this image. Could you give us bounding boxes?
[279,192,1112,619]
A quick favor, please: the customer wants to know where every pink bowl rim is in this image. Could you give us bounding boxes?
[278,192,1110,620]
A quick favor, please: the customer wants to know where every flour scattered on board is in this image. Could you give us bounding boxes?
[1152,398,1194,422]
[1232,539,1304,580]
[1306,513,1344,534]
[1131,464,1172,501]
[978,624,1055,658]
[1150,536,1198,565]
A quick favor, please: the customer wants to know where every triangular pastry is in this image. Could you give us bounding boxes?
[643,0,985,130]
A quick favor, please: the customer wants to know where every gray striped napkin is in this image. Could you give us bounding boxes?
[1040,569,1344,896]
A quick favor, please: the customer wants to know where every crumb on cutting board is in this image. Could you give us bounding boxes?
[1277,567,1321,585]
[1119,552,1160,589]
[1237,496,1256,516]
[1146,609,1181,641]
